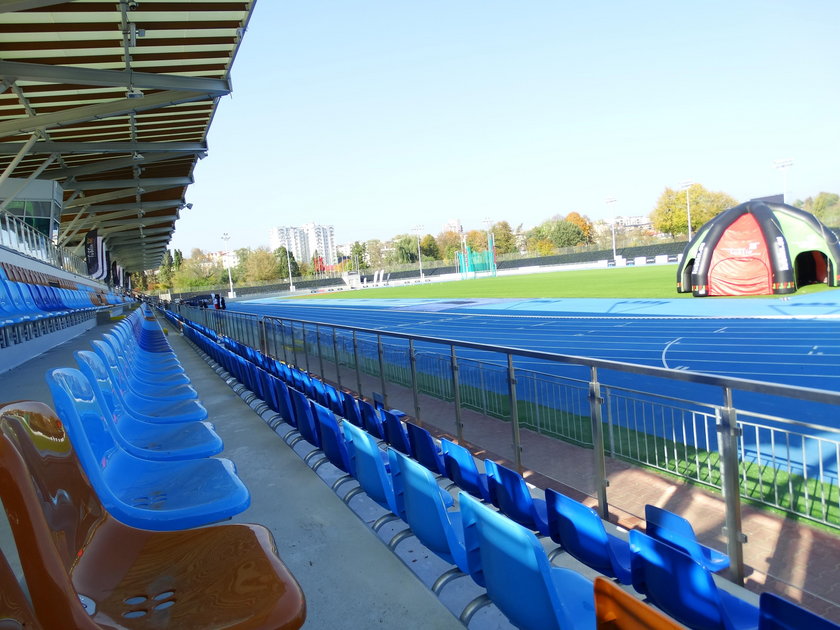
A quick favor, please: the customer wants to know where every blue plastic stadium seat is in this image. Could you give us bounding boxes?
[74,350,222,460]
[460,492,596,630]
[382,409,411,455]
[46,368,250,530]
[389,449,472,594]
[358,398,385,439]
[342,421,407,537]
[339,390,364,428]
[545,488,632,584]
[759,592,840,630]
[629,530,759,630]
[406,422,447,476]
[90,340,207,421]
[440,438,492,502]
[644,504,730,574]
[311,402,359,496]
[484,459,550,536]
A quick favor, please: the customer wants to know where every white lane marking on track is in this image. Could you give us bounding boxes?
[714,327,728,333]
[661,337,683,369]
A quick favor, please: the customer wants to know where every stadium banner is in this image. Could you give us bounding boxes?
[84,229,100,276]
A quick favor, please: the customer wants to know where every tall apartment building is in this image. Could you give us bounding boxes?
[269,223,337,265]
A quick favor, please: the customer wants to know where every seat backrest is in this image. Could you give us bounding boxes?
[312,402,353,475]
[0,401,109,628]
[358,399,384,439]
[484,459,541,530]
[440,438,491,502]
[0,545,44,629]
[74,349,124,419]
[594,576,681,630]
[342,421,399,514]
[459,492,580,630]
[45,367,127,511]
[629,529,727,630]
[546,489,614,572]
[272,376,296,427]
[288,387,321,448]
[759,592,840,630]
[390,449,466,570]
[382,410,411,455]
[644,504,726,569]
[339,391,364,428]
[405,422,446,476]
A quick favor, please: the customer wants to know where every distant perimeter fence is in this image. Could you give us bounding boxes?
[173,303,840,584]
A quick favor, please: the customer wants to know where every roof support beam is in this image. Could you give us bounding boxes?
[67,176,192,192]
[0,141,207,155]
[0,61,231,94]
[0,131,37,189]
[48,151,203,180]
[0,90,214,137]
[0,0,70,12]
[0,150,58,211]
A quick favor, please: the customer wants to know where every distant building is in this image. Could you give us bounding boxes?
[208,250,238,269]
[269,223,337,265]
[614,215,652,230]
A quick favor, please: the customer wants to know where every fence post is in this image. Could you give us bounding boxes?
[377,334,388,407]
[588,366,610,520]
[451,345,464,442]
[303,324,311,373]
[278,319,288,363]
[507,354,522,472]
[353,330,363,396]
[409,339,421,421]
[316,324,325,377]
[332,328,342,388]
[259,317,268,356]
[291,322,299,368]
[718,387,746,585]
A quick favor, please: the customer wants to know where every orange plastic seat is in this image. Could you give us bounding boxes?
[0,545,44,629]
[0,401,306,630]
[594,577,682,630]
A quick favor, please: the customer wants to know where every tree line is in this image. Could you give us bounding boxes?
[139,186,839,292]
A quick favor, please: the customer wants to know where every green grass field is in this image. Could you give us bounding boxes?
[303,264,834,300]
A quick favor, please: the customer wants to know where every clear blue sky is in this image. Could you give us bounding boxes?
[169,0,840,255]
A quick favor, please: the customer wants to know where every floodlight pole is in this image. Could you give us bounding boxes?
[680,180,693,241]
[605,197,617,260]
[221,233,236,298]
[414,224,424,280]
[774,158,793,204]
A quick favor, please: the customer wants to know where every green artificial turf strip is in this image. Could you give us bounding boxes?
[300,264,834,300]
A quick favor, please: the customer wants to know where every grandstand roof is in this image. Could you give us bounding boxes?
[0,0,256,271]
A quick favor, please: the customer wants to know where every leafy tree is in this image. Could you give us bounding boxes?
[172,248,224,289]
[366,239,385,267]
[420,234,440,259]
[173,249,183,270]
[157,249,174,289]
[244,247,280,282]
[465,229,488,252]
[564,212,594,244]
[651,184,738,236]
[796,192,840,227]
[234,247,252,279]
[273,246,300,279]
[389,235,418,264]
[527,219,585,249]
[527,237,556,256]
[491,221,517,254]
[350,241,368,270]
[435,231,463,262]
